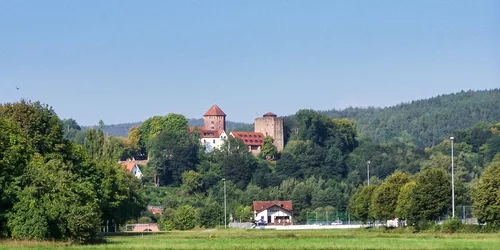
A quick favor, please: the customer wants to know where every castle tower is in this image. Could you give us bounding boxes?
[254,112,284,151]
[204,104,226,131]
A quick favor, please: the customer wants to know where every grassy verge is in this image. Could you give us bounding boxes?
[1,228,499,249]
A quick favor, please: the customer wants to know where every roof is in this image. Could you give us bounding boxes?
[263,112,277,117]
[122,161,137,172]
[253,200,293,213]
[230,132,265,146]
[199,129,224,139]
[204,104,226,116]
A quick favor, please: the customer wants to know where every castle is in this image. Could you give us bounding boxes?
[190,105,284,155]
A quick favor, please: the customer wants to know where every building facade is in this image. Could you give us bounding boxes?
[253,200,293,225]
[254,112,284,151]
[229,131,265,156]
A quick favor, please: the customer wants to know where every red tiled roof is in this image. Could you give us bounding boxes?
[231,132,265,146]
[199,129,223,138]
[122,161,137,172]
[263,112,277,117]
[253,200,293,213]
[204,104,226,116]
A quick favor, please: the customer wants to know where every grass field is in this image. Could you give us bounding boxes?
[1,228,500,249]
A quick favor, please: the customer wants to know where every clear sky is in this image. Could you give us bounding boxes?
[1,1,499,125]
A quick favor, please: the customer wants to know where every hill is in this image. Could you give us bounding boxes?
[320,89,500,147]
[90,89,500,148]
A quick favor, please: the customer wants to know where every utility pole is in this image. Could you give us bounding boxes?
[367,161,371,186]
[450,137,455,218]
[222,178,227,229]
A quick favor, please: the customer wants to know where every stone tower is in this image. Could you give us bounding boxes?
[254,112,284,151]
[203,104,226,131]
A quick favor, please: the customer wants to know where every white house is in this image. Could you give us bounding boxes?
[253,200,293,225]
[198,129,227,153]
[122,161,143,180]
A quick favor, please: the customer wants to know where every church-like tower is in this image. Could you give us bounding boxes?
[203,104,226,131]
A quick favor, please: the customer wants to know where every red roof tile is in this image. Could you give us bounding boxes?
[122,161,137,172]
[199,129,224,138]
[263,112,277,117]
[253,200,293,213]
[204,104,226,116]
[231,132,265,146]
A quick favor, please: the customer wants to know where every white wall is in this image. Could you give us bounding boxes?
[254,206,292,224]
[201,131,227,152]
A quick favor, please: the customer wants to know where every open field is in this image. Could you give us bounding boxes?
[1,229,500,250]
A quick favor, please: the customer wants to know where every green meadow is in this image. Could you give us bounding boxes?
[1,229,500,250]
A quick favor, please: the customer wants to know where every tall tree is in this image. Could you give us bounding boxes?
[369,172,410,221]
[472,160,500,228]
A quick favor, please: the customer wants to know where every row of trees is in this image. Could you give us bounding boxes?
[0,100,146,243]
[349,156,500,228]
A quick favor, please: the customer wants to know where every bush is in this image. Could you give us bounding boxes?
[415,220,433,231]
[138,217,153,223]
[440,218,462,233]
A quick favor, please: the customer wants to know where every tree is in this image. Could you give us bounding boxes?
[199,200,221,228]
[7,155,101,243]
[214,137,257,189]
[408,168,450,223]
[173,205,198,230]
[234,205,252,222]
[149,130,201,186]
[472,161,500,228]
[369,172,410,221]
[0,100,66,155]
[348,185,377,223]
[0,117,31,236]
[260,136,278,160]
[182,170,202,194]
[395,181,416,220]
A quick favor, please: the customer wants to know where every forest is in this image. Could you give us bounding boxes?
[1,89,499,243]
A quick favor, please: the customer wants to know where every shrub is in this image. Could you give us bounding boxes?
[440,218,462,233]
[138,217,153,223]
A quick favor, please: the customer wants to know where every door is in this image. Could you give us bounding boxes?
[267,216,271,224]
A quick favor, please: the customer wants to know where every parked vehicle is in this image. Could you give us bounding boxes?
[331,220,343,225]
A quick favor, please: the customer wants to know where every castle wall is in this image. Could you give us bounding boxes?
[254,117,284,151]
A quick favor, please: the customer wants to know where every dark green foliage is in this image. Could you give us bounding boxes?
[472,160,500,228]
[0,100,146,243]
[322,89,500,148]
[348,185,377,223]
[214,137,257,189]
[408,168,451,223]
[260,136,278,160]
[370,172,410,221]
[173,205,198,230]
[199,201,221,228]
[7,155,101,244]
[149,130,201,186]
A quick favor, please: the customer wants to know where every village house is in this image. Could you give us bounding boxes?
[253,200,293,225]
[121,160,144,180]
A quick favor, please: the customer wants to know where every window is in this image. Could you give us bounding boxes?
[203,139,206,143]
[213,140,216,144]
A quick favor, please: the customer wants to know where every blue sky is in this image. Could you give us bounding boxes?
[1,1,498,125]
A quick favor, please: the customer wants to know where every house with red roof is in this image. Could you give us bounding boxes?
[121,160,143,180]
[253,200,293,225]
[230,131,265,156]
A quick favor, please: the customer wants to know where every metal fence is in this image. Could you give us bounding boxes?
[306,211,362,225]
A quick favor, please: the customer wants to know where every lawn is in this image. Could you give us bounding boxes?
[1,229,499,249]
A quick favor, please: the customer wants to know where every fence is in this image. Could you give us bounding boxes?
[306,211,362,225]
[306,206,478,226]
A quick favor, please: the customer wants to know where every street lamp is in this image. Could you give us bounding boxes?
[367,161,371,186]
[450,137,455,218]
[222,178,227,228]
